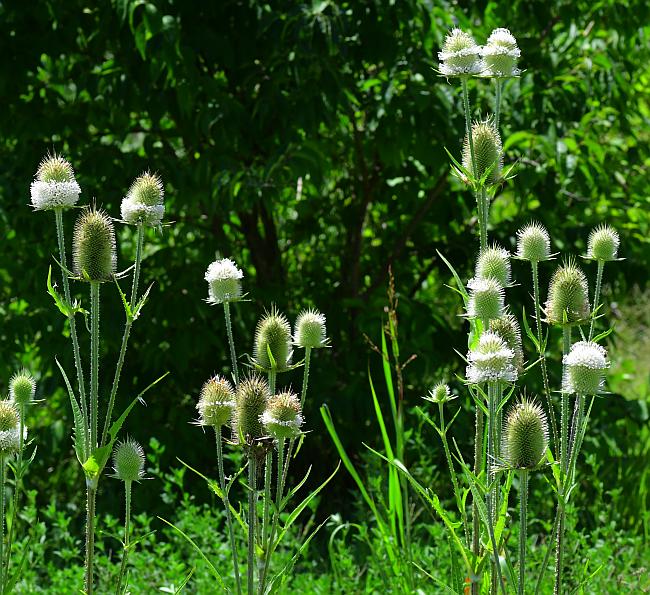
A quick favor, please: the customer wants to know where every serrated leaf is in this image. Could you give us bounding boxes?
[55,358,88,463]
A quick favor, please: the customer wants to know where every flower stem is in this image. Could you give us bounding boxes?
[247,457,257,595]
[258,451,272,594]
[4,404,26,580]
[589,261,605,341]
[259,439,284,593]
[487,382,500,594]
[299,348,312,408]
[471,400,484,595]
[224,302,239,385]
[115,480,132,595]
[90,282,101,450]
[216,427,242,594]
[85,485,96,595]
[495,79,503,131]
[462,78,477,179]
[518,469,529,595]
[0,457,5,592]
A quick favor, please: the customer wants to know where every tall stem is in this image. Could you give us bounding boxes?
[471,402,484,595]
[5,405,26,580]
[0,457,5,592]
[494,79,503,131]
[260,439,285,592]
[560,327,572,475]
[115,481,132,595]
[462,78,476,179]
[85,485,96,595]
[518,470,529,595]
[130,221,144,307]
[258,452,272,594]
[224,302,239,385]
[247,458,257,595]
[90,282,101,450]
[268,371,276,398]
[216,428,242,594]
[487,382,499,594]
[589,261,604,341]
[299,348,311,408]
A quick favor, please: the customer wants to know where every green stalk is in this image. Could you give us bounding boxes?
[224,302,239,385]
[494,79,503,131]
[258,452,272,594]
[567,395,585,488]
[90,282,101,450]
[471,402,483,595]
[480,187,489,254]
[0,457,5,593]
[299,348,311,408]
[462,77,476,179]
[101,221,144,447]
[487,382,499,594]
[85,485,97,595]
[247,458,257,595]
[216,427,242,595]
[115,480,132,595]
[4,404,26,579]
[589,261,604,341]
[518,470,529,595]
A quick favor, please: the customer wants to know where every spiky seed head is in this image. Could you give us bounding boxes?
[9,370,36,406]
[261,391,303,439]
[587,224,619,262]
[234,376,270,440]
[466,331,517,384]
[294,309,328,349]
[516,222,551,262]
[254,307,293,372]
[562,341,609,395]
[112,439,145,482]
[425,383,454,404]
[72,208,117,282]
[476,245,511,286]
[503,398,549,469]
[437,28,483,76]
[491,313,524,372]
[463,120,503,185]
[205,258,243,305]
[197,376,235,427]
[30,153,81,210]
[545,261,590,325]
[0,401,21,457]
[121,171,165,226]
[467,277,505,321]
[481,28,521,78]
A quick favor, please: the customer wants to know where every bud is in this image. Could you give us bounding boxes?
[437,28,483,76]
[205,258,243,305]
[516,222,551,262]
[491,313,524,373]
[424,383,455,404]
[467,277,505,321]
[253,307,293,372]
[466,331,517,384]
[503,398,549,469]
[261,391,303,439]
[0,401,21,457]
[562,341,608,395]
[234,376,270,440]
[72,208,117,282]
[545,261,590,325]
[463,120,503,185]
[30,153,81,211]
[197,376,235,428]
[294,309,328,349]
[481,28,521,78]
[587,224,619,262]
[9,369,36,407]
[476,245,511,286]
[112,439,145,482]
[121,171,165,226]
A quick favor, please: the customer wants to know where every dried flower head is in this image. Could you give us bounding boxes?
[482,28,521,78]
[205,258,244,305]
[0,401,21,456]
[467,277,505,321]
[562,341,609,395]
[234,376,270,440]
[253,307,293,372]
[491,313,524,372]
[72,208,117,282]
[587,224,620,262]
[466,331,517,384]
[476,245,512,286]
[121,171,165,226]
[438,28,483,77]
[463,119,503,185]
[424,383,455,404]
[503,398,549,469]
[545,261,590,325]
[261,391,303,439]
[516,222,551,262]
[9,370,36,407]
[30,153,81,211]
[197,376,235,428]
[112,439,146,482]
[294,309,328,349]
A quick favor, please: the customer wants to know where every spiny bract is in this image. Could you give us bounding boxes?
[197,376,235,428]
[121,171,165,226]
[424,383,454,404]
[205,258,243,305]
[253,307,293,371]
[481,28,521,78]
[260,391,303,439]
[294,309,328,349]
[234,376,270,440]
[503,398,549,469]
[30,154,81,211]
[112,439,145,482]
[516,222,551,262]
[463,119,503,185]
[467,277,505,321]
[466,331,517,384]
[72,208,117,282]
[476,244,511,286]
[491,313,524,372]
[9,369,36,406]
[587,224,620,262]
[545,261,590,325]
[562,341,609,395]
[437,28,483,76]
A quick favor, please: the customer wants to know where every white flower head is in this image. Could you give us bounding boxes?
[562,341,609,395]
[30,153,81,211]
[205,258,244,305]
[467,277,505,321]
[294,308,328,349]
[121,172,165,226]
[481,28,521,77]
[466,331,517,384]
[438,28,484,77]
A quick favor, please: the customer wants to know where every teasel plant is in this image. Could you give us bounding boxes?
[30,155,167,594]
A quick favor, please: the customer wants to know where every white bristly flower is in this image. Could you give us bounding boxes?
[30,154,81,211]
[121,172,165,226]
[466,331,517,384]
[205,258,244,305]
[481,28,521,77]
[438,28,484,77]
[562,341,609,395]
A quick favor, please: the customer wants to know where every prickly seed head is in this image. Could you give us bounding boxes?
[516,222,551,262]
[425,383,454,404]
[587,224,619,262]
[121,171,165,226]
[205,258,243,305]
[197,376,235,427]
[503,398,549,469]
[466,331,517,384]
[482,28,521,78]
[463,120,503,185]
[261,391,303,439]
[0,401,21,456]
[438,28,483,76]
[254,307,293,372]
[476,245,511,286]
[9,370,36,406]
[562,341,609,395]
[234,376,270,440]
[545,261,590,325]
[112,439,145,482]
[72,208,117,282]
[467,277,505,321]
[30,154,81,210]
[491,313,524,372]
[294,309,328,349]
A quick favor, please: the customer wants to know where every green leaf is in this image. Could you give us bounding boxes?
[55,358,88,463]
